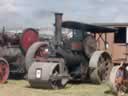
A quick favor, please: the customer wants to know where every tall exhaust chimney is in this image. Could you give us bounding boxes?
[55,13,63,46]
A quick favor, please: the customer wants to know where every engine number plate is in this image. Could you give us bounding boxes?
[36,68,42,79]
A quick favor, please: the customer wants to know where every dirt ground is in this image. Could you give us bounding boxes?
[0,80,121,96]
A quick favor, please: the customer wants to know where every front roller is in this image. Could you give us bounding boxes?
[0,58,9,83]
[89,51,112,84]
[28,62,69,89]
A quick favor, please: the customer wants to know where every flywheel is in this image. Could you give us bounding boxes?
[20,28,39,53]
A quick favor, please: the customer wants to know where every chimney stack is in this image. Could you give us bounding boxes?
[54,13,63,46]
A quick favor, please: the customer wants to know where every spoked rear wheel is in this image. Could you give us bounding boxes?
[89,51,112,84]
[0,58,9,84]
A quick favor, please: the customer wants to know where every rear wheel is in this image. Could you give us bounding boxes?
[89,51,112,84]
[0,58,9,83]
[108,65,121,93]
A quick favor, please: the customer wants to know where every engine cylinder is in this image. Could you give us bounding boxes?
[56,49,82,69]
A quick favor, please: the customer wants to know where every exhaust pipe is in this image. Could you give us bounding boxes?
[55,13,63,46]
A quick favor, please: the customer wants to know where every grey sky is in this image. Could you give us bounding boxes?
[1,0,128,30]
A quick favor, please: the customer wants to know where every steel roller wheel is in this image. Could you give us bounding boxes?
[83,35,97,58]
[50,58,69,89]
[28,61,69,89]
[89,51,112,84]
[20,28,39,53]
[49,64,68,89]
[0,58,9,84]
[25,41,48,71]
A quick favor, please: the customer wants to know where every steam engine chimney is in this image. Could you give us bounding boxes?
[55,13,63,46]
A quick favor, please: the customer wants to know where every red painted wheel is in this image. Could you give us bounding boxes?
[20,28,39,53]
[0,58,9,84]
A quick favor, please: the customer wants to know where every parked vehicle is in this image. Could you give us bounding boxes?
[26,13,117,89]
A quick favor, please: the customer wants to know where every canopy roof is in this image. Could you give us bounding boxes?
[62,21,117,33]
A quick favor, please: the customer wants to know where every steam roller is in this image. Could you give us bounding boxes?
[26,13,114,89]
[0,27,40,82]
[4,28,40,77]
[26,41,112,88]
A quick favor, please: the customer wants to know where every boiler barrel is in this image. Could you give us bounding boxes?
[56,49,82,68]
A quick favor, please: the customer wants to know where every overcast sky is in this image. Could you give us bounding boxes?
[1,0,128,30]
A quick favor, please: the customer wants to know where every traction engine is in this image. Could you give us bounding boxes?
[0,28,39,83]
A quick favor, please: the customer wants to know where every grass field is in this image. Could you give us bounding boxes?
[0,80,121,96]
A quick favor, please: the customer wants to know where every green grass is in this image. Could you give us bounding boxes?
[0,80,121,96]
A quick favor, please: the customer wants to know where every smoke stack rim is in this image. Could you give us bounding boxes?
[55,13,63,16]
